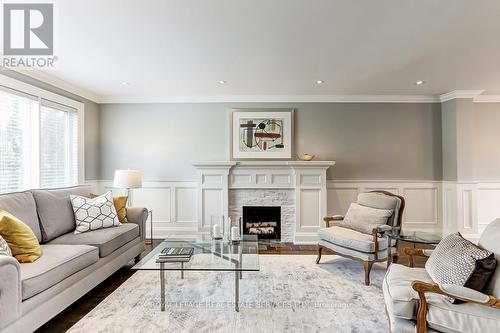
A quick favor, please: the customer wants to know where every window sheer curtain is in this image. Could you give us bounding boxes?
[0,86,78,193]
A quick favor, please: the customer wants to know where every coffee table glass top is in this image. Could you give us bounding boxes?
[385,230,441,244]
[132,234,259,271]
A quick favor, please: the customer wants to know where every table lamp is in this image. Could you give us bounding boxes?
[112,169,142,206]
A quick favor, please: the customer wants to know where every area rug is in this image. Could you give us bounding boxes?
[68,255,388,333]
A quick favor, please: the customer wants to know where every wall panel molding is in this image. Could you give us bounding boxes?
[89,179,500,242]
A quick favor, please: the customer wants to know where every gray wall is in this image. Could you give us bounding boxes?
[473,103,500,181]
[1,71,100,180]
[98,102,442,181]
[441,100,500,182]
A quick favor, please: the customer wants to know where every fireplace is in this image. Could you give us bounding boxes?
[242,206,281,240]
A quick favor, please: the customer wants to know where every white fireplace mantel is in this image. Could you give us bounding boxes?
[193,160,335,243]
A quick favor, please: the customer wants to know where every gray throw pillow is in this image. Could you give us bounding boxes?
[343,203,393,234]
[0,235,12,256]
[425,232,497,303]
[71,191,121,234]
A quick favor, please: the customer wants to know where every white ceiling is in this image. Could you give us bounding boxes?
[28,0,500,102]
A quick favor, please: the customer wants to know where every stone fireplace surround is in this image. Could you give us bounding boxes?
[193,161,335,243]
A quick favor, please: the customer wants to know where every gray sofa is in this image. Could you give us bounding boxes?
[0,185,147,333]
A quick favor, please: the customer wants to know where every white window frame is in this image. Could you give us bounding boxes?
[0,74,85,185]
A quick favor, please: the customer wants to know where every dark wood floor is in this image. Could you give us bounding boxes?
[36,240,430,333]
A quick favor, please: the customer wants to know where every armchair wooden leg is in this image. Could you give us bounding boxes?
[316,245,323,264]
[363,261,374,286]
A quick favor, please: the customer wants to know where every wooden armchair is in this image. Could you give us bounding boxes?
[407,248,500,333]
[317,191,405,285]
[383,220,500,333]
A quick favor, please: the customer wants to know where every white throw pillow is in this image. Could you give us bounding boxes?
[71,191,121,234]
[343,203,393,234]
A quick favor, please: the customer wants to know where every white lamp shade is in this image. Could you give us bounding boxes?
[113,170,142,188]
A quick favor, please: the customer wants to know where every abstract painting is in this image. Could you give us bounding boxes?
[231,109,293,159]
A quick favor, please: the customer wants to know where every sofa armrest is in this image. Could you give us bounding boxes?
[0,256,22,329]
[126,207,149,241]
[412,280,500,333]
[323,215,344,228]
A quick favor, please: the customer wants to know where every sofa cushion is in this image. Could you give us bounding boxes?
[32,185,95,242]
[49,223,139,257]
[318,226,392,253]
[383,263,434,320]
[426,293,500,333]
[20,244,98,300]
[0,191,41,242]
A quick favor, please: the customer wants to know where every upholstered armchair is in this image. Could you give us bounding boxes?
[383,219,500,333]
[316,191,405,285]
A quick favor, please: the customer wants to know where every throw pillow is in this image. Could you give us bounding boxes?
[71,191,121,234]
[90,193,128,223]
[425,232,497,303]
[0,235,12,256]
[0,209,42,263]
[343,203,393,234]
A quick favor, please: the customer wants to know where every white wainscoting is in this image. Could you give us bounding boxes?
[88,179,500,243]
[95,180,198,239]
[327,181,443,235]
[443,181,500,239]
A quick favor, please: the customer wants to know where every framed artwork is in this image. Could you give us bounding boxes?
[230,108,294,160]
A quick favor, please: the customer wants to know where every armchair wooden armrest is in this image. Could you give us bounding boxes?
[412,281,500,333]
[323,215,344,228]
[403,248,433,267]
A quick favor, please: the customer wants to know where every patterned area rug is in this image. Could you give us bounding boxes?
[69,255,388,333]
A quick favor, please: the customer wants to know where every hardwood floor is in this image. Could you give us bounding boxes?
[36,239,431,333]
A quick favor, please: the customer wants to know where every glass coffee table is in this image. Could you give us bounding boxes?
[132,234,259,312]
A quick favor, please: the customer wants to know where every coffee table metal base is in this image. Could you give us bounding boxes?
[159,261,242,312]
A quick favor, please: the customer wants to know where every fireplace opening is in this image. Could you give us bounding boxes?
[242,206,281,240]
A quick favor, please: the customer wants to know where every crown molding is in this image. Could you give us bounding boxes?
[98,94,440,104]
[473,95,500,103]
[439,90,484,102]
[11,69,101,103]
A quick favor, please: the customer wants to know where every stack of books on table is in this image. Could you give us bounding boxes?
[156,247,194,263]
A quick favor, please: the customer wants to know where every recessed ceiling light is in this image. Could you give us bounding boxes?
[218,80,227,84]
[121,81,130,85]
[415,80,425,85]
[316,80,324,84]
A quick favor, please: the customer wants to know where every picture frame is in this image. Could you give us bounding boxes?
[230,108,294,160]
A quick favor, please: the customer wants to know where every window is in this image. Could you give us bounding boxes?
[0,78,83,194]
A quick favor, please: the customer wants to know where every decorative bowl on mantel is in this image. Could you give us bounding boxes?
[297,154,315,161]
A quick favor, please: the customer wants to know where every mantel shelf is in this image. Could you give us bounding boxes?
[193,160,336,169]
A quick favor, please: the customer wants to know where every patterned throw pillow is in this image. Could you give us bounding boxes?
[0,235,12,256]
[90,193,128,223]
[71,191,121,234]
[425,232,496,303]
[343,203,393,234]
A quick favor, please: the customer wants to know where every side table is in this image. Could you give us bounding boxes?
[145,209,153,247]
[385,230,441,267]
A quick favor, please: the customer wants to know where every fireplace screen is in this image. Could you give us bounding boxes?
[242,206,281,240]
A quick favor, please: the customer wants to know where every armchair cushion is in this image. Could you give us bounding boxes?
[318,226,393,253]
[343,203,393,234]
[383,263,434,319]
[357,192,401,226]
